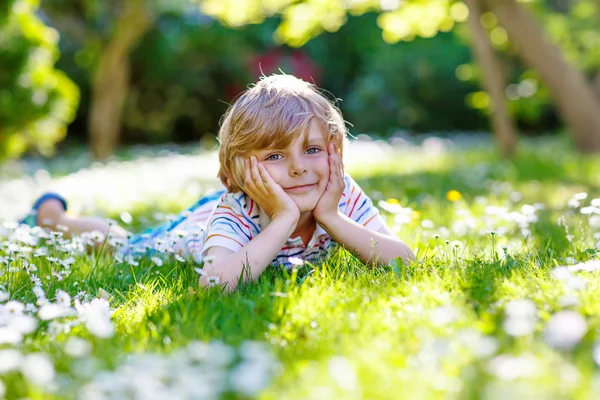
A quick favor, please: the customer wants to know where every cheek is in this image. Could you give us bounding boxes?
[263,164,283,183]
[315,157,330,178]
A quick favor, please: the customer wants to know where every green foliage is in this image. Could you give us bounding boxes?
[122,16,256,143]
[200,0,468,47]
[342,31,487,134]
[453,0,600,130]
[0,0,79,160]
[201,0,599,135]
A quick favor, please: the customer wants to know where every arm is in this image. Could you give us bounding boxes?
[199,213,298,292]
[314,143,415,266]
[318,212,415,266]
[199,156,300,292]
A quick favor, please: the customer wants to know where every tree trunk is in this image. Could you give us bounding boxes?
[88,0,153,160]
[484,0,600,152]
[465,0,518,158]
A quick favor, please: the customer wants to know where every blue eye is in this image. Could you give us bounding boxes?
[266,154,282,161]
[306,147,320,154]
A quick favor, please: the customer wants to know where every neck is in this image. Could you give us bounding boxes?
[291,211,316,241]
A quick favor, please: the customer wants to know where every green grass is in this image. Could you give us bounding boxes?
[2,136,600,399]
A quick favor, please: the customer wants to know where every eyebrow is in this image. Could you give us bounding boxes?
[259,135,326,153]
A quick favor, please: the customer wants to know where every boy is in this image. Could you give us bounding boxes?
[22,75,415,292]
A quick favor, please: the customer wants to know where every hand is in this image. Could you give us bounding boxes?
[313,143,345,224]
[243,156,300,222]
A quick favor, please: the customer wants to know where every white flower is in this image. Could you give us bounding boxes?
[0,291,9,302]
[568,199,580,208]
[328,356,358,391]
[75,299,114,338]
[5,300,24,315]
[0,349,22,373]
[449,240,464,249]
[10,315,37,334]
[60,257,76,269]
[593,342,600,366]
[487,354,538,380]
[230,360,272,396]
[565,276,588,291]
[173,229,188,238]
[573,192,588,201]
[208,276,220,287]
[125,255,139,267]
[288,257,305,266]
[38,303,73,320]
[151,257,163,267]
[421,219,435,229]
[21,353,55,386]
[551,266,572,280]
[174,254,185,262]
[0,327,22,344]
[55,290,72,307]
[32,284,45,298]
[504,299,537,319]
[24,303,37,313]
[203,255,216,265]
[430,305,460,326]
[544,311,588,350]
[503,316,536,337]
[64,337,92,358]
[559,295,580,308]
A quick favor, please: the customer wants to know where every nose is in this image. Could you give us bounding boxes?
[293,168,307,176]
[289,154,308,176]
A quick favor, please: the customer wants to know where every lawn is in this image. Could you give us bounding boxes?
[1,135,600,399]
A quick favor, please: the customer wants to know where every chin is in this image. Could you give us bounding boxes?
[292,197,319,213]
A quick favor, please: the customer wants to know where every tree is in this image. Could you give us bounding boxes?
[41,0,188,159]
[465,0,517,157]
[0,0,79,160]
[483,0,600,152]
[202,0,600,152]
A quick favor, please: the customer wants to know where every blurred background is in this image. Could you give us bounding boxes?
[1,0,599,162]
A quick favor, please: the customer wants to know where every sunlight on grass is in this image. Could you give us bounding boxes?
[1,136,600,398]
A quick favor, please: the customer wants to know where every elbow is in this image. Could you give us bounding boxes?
[403,244,416,262]
[384,243,415,266]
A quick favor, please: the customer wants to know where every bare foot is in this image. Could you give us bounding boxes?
[37,199,67,229]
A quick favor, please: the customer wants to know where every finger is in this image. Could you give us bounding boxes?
[243,159,255,190]
[257,163,272,188]
[331,149,344,186]
[251,157,266,189]
[332,144,344,176]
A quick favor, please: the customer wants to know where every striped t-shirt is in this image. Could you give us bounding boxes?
[197,173,385,269]
[122,173,386,270]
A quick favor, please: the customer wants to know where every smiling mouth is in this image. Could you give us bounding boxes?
[284,184,316,192]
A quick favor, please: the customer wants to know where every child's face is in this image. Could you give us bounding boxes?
[249,122,331,213]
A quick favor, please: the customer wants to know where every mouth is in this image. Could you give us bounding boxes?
[284,183,317,193]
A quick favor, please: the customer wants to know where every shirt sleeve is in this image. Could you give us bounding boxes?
[200,191,261,259]
[339,173,386,232]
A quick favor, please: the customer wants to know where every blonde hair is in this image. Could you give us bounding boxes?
[217,74,348,192]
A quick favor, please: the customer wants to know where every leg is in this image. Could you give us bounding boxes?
[37,199,130,244]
